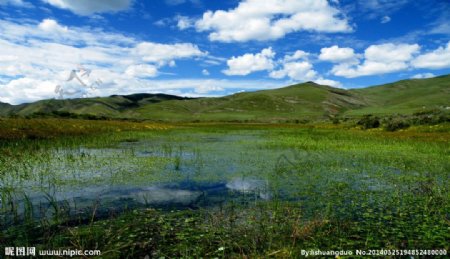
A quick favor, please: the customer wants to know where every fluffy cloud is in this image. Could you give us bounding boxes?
[364,43,419,63]
[42,0,132,15]
[38,19,68,33]
[319,45,358,63]
[195,0,352,42]
[222,47,342,87]
[332,62,407,78]
[283,50,309,62]
[331,43,420,78]
[411,42,450,69]
[0,18,207,104]
[125,64,158,78]
[134,42,205,65]
[270,60,342,88]
[223,48,275,76]
[0,77,60,104]
[268,49,342,87]
[314,78,342,88]
[270,61,316,81]
[411,73,435,79]
[323,42,450,78]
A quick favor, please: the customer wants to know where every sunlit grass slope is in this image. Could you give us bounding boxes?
[347,74,450,115]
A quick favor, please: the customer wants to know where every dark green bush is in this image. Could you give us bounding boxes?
[411,109,450,125]
[357,115,380,129]
[384,118,410,131]
[331,117,340,124]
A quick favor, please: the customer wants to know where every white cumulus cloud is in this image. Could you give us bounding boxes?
[223,47,275,76]
[411,73,435,79]
[314,78,342,88]
[195,0,352,42]
[134,42,205,65]
[319,45,358,63]
[38,18,68,33]
[125,64,158,78]
[270,61,316,81]
[270,61,342,88]
[331,43,420,78]
[269,49,342,88]
[411,42,450,69]
[222,47,342,87]
[364,43,419,63]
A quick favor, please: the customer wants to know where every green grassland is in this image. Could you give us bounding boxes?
[0,119,449,258]
[1,75,449,122]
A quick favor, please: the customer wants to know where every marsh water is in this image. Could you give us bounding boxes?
[1,127,442,227]
[1,130,288,225]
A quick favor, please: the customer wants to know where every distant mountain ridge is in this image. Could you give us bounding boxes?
[0,75,449,122]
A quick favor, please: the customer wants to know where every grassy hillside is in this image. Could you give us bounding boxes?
[347,74,450,115]
[0,102,12,116]
[3,94,193,119]
[128,82,365,121]
[1,75,449,122]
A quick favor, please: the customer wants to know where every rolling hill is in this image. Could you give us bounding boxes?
[347,74,450,116]
[0,75,449,122]
[0,102,12,116]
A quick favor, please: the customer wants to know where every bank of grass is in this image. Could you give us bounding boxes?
[0,119,449,258]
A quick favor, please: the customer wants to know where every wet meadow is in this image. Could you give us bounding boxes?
[0,118,448,257]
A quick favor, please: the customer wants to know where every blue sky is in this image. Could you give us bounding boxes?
[0,0,449,104]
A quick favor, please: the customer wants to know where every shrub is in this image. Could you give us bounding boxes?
[331,117,340,125]
[357,115,380,129]
[384,118,410,131]
[411,109,450,125]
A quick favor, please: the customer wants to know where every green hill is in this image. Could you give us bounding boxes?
[0,102,12,116]
[1,75,449,122]
[3,94,193,119]
[128,82,366,121]
[347,74,450,116]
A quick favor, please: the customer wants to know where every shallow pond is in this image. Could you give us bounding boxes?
[1,130,285,224]
[1,127,446,227]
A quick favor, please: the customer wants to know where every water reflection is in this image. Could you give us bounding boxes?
[102,186,202,206]
[226,178,271,200]
[1,131,277,226]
